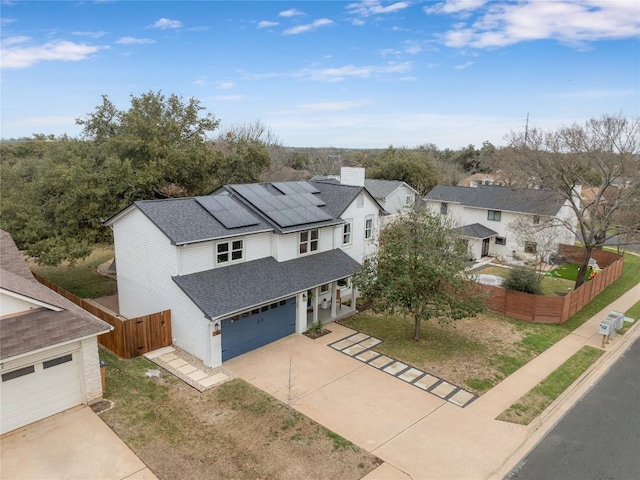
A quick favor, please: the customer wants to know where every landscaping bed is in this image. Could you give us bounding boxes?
[99,348,380,480]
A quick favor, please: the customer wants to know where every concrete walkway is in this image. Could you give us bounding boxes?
[227,284,640,480]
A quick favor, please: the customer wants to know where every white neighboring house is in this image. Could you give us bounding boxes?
[104,176,384,367]
[363,179,418,219]
[0,230,112,435]
[423,185,577,261]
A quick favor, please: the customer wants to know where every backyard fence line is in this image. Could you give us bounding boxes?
[33,273,172,358]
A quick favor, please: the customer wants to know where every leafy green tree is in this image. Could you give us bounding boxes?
[502,268,542,295]
[368,146,440,194]
[354,208,484,341]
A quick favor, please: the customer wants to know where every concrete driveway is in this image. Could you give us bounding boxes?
[225,323,445,451]
[1,406,157,480]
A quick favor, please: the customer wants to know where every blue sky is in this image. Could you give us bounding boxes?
[1,0,639,149]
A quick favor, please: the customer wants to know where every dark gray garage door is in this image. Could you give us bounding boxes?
[221,297,296,361]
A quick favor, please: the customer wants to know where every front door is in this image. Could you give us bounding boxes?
[482,238,490,257]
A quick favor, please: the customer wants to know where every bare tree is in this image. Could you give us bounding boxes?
[505,114,640,288]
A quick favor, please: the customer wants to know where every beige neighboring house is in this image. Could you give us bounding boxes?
[0,230,112,435]
[457,172,508,187]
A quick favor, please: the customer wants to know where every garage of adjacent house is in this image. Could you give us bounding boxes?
[221,297,296,361]
[1,344,83,435]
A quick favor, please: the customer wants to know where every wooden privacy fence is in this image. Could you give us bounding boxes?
[474,245,624,324]
[34,274,172,358]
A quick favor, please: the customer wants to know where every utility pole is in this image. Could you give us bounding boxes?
[524,113,530,147]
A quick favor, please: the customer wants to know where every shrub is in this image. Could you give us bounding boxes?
[503,268,542,295]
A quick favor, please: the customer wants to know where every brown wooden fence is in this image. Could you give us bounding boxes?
[474,245,624,324]
[34,274,172,358]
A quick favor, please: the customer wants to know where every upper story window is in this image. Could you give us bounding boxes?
[364,216,374,240]
[533,215,540,225]
[299,229,318,255]
[525,241,537,254]
[356,193,364,208]
[440,202,448,215]
[342,221,353,246]
[487,210,502,222]
[405,195,414,206]
[217,239,243,264]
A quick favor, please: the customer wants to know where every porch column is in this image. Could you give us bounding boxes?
[350,283,357,312]
[312,286,319,324]
[330,281,337,318]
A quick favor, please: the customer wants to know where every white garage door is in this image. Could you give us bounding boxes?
[1,348,83,434]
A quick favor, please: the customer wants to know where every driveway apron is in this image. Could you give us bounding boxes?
[225,323,445,451]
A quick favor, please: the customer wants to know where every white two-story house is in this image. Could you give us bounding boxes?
[423,185,576,261]
[105,175,384,367]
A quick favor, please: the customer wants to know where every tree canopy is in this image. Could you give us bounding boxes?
[353,208,484,341]
[367,146,440,194]
[0,91,274,265]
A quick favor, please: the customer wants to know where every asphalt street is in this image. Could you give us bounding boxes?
[506,334,640,480]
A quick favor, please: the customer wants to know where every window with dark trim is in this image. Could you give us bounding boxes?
[43,354,73,369]
[2,365,35,382]
[495,237,507,246]
[364,216,374,240]
[299,229,319,254]
[533,215,540,225]
[342,221,353,246]
[487,210,502,221]
[440,202,448,215]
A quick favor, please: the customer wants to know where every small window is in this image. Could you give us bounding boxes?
[342,221,352,246]
[356,193,364,208]
[487,210,502,222]
[217,239,244,264]
[299,229,319,255]
[230,315,240,322]
[533,215,540,225]
[525,241,537,254]
[440,202,448,215]
[241,312,251,318]
[43,354,73,369]
[2,365,35,382]
[320,284,329,293]
[270,303,278,310]
[405,195,413,206]
[364,216,374,240]
[279,300,286,306]
[261,306,269,312]
[495,237,507,246]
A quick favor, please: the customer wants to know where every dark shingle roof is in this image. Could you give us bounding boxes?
[173,249,361,319]
[364,179,410,200]
[424,185,565,216]
[134,197,272,245]
[457,223,498,239]
[0,230,111,360]
[309,181,363,218]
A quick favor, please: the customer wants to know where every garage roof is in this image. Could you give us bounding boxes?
[173,249,361,320]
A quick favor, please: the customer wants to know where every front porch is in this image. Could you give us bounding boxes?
[304,279,358,328]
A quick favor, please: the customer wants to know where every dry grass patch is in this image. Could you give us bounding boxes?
[99,348,380,480]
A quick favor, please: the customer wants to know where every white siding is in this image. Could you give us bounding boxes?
[245,232,273,261]
[384,185,416,215]
[0,293,38,317]
[179,242,215,275]
[339,193,380,264]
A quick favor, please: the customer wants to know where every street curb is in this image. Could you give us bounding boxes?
[493,317,640,479]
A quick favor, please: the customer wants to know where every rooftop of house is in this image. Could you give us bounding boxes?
[424,185,566,216]
[106,180,381,245]
[0,230,111,360]
[363,179,416,200]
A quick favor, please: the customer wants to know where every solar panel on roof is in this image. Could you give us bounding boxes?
[272,182,296,195]
[195,196,259,229]
[296,181,320,194]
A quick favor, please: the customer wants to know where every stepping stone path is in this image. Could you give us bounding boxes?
[144,346,232,392]
[329,333,477,408]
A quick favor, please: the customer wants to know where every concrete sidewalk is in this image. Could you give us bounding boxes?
[367,283,640,480]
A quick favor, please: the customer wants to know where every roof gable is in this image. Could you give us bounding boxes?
[364,179,418,200]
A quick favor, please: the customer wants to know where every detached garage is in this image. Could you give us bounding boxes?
[0,230,112,435]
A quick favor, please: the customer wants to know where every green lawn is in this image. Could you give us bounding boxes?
[546,263,581,281]
[470,264,575,296]
[28,245,116,298]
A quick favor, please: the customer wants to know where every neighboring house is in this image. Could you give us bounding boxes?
[104,174,384,367]
[457,173,508,187]
[363,179,418,217]
[0,230,112,435]
[424,185,576,261]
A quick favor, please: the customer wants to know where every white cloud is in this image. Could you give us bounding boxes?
[283,18,333,35]
[217,81,234,89]
[279,9,304,18]
[295,100,370,111]
[438,1,640,49]
[72,31,108,39]
[193,77,207,87]
[257,20,279,29]
[347,1,411,17]
[425,0,487,14]
[454,61,474,69]
[301,61,412,81]
[150,18,182,29]
[116,37,155,45]
[1,37,106,69]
